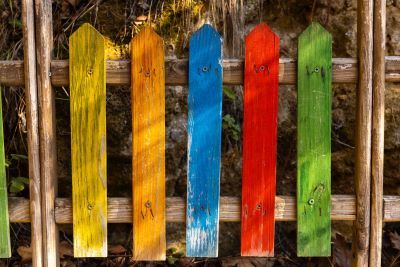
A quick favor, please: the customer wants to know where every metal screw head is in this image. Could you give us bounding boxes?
[314,67,320,73]
[202,66,208,72]
[308,198,315,205]
[259,65,265,71]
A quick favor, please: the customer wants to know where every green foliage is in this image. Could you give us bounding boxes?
[9,177,29,193]
[223,86,236,101]
[222,86,240,142]
[223,114,240,141]
[8,19,22,29]
[6,154,29,193]
[10,154,28,161]
[166,247,184,265]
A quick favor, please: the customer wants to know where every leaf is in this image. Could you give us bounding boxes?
[390,231,400,250]
[10,154,28,161]
[8,19,22,29]
[167,256,177,265]
[66,0,81,7]
[60,259,76,267]
[223,86,236,100]
[167,247,177,255]
[9,177,29,193]
[108,244,127,254]
[10,180,25,193]
[17,246,32,263]
[14,177,29,184]
[222,257,269,267]
[223,114,236,127]
[223,114,241,141]
[59,241,73,259]
[333,233,352,267]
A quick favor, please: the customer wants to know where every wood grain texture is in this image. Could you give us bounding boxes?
[187,24,222,257]
[20,194,400,223]
[34,0,59,264]
[241,23,279,257]
[131,27,166,261]
[0,89,11,258]
[15,194,400,223]
[14,194,400,223]
[47,58,355,86]
[353,0,373,266]
[47,58,357,86]
[22,0,43,264]
[3,57,400,87]
[54,195,357,223]
[370,0,386,266]
[69,23,107,258]
[297,22,332,257]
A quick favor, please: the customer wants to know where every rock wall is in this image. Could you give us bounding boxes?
[1,0,399,262]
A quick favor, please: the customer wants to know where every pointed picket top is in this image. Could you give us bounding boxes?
[190,24,222,49]
[70,23,105,42]
[246,22,278,41]
[193,23,221,37]
[132,26,163,43]
[299,22,331,43]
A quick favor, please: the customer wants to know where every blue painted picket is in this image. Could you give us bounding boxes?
[186,24,223,257]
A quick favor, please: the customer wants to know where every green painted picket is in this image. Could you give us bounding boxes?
[0,88,11,258]
[297,22,332,257]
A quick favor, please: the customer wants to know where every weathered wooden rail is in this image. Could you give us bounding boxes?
[1,57,400,87]
[7,195,400,223]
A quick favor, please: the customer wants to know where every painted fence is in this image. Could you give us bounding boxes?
[186,24,223,258]
[69,24,108,258]
[297,22,332,257]
[131,27,166,261]
[0,22,333,259]
[241,23,279,257]
[0,88,11,258]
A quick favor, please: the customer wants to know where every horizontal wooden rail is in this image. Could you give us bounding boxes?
[4,195,353,222]
[1,57,400,87]
[9,195,400,223]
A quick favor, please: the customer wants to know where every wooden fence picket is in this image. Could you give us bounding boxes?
[131,27,166,261]
[241,23,279,257]
[297,22,332,257]
[0,88,11,258]
[186,24,223,257]
[69,23,107,257]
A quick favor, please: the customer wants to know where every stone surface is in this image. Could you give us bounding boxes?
[1,0,400,261]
